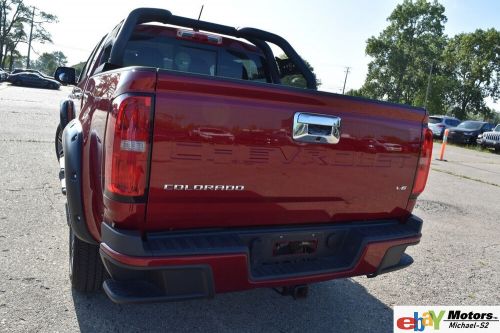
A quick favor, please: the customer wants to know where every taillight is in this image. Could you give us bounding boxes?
[104,94,152,197]
[411,127,433,196]
[437,124,445,128]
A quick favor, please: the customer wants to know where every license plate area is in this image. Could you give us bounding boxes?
[245,230,348,268]
[273,240,318,256]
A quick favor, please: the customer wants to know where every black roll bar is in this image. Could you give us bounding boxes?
[108,7,317,89]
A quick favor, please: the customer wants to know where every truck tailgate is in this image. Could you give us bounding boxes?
[145,72,425,231]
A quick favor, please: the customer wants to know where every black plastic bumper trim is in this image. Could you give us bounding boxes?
[367,243,417,278]
[100,250,215,304]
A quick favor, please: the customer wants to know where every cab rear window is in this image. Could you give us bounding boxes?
[123,33,269,83]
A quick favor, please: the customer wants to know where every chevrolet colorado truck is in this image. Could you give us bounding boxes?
[53,8,432,303]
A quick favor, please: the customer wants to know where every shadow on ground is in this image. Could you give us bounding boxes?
[72,278,391,333]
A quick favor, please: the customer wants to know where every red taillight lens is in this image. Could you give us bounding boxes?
[104,95,152,197]
[411,127,433,196]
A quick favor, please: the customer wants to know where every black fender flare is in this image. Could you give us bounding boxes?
[63,119,97,244]
[59,99,75,129]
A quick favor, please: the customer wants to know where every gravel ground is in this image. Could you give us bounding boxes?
[0,84,499,332]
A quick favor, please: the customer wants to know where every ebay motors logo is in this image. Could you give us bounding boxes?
[396,310,445,331]
[394,306,499,332]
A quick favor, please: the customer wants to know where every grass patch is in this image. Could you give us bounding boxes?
[433,139,500,155]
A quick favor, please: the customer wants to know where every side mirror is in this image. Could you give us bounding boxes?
[54,66,77,85]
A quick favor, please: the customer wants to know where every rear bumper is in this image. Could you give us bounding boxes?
[481,139,500,148]
[100,215,422,303]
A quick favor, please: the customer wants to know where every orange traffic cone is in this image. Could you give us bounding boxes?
[437,129,449,161]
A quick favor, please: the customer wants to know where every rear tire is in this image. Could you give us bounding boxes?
[55,125,63,161]
[69,224,107,292]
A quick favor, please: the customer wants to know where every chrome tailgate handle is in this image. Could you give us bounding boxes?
[293,112,341,144]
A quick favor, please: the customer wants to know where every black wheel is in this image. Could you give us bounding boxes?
[55,125,64,161]
[68,220,107,292]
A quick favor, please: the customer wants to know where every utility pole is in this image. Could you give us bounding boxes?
[342,67,351,94]
[26,6,35,69]
[424,63,434,109]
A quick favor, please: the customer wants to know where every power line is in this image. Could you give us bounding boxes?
[342,67,351,94]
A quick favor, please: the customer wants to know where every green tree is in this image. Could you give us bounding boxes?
[442,29,500,119]
[33,51,67,75]
[346,88,367,97]
[2,20,25,69]
[4,49,24,68]
[481,107,500,124]
[360,0,447,112]
[0,0,56,68]
[277,54,321,88]
[24,6,57,67]
[0,0,28,66]
[71,61,86,78]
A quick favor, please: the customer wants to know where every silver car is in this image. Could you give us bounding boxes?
[428,115,461,138]
[478,124,500,152]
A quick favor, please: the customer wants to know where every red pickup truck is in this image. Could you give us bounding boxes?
[54,8,432,303]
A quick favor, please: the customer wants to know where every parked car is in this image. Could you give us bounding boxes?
[428,115,461,138]
[7,72,60,89]
[54,7,432,304]
[478,124,500,152]
[0,68,8,81]
[447,121,495,144]
[10,68,53,79]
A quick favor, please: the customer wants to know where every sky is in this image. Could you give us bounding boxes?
[18,0,500,109]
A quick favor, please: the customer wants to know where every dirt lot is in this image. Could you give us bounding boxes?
[1,84,499,332]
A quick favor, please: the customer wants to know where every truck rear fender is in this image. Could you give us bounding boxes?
[59,99,75,130]
[63,119,98,244]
